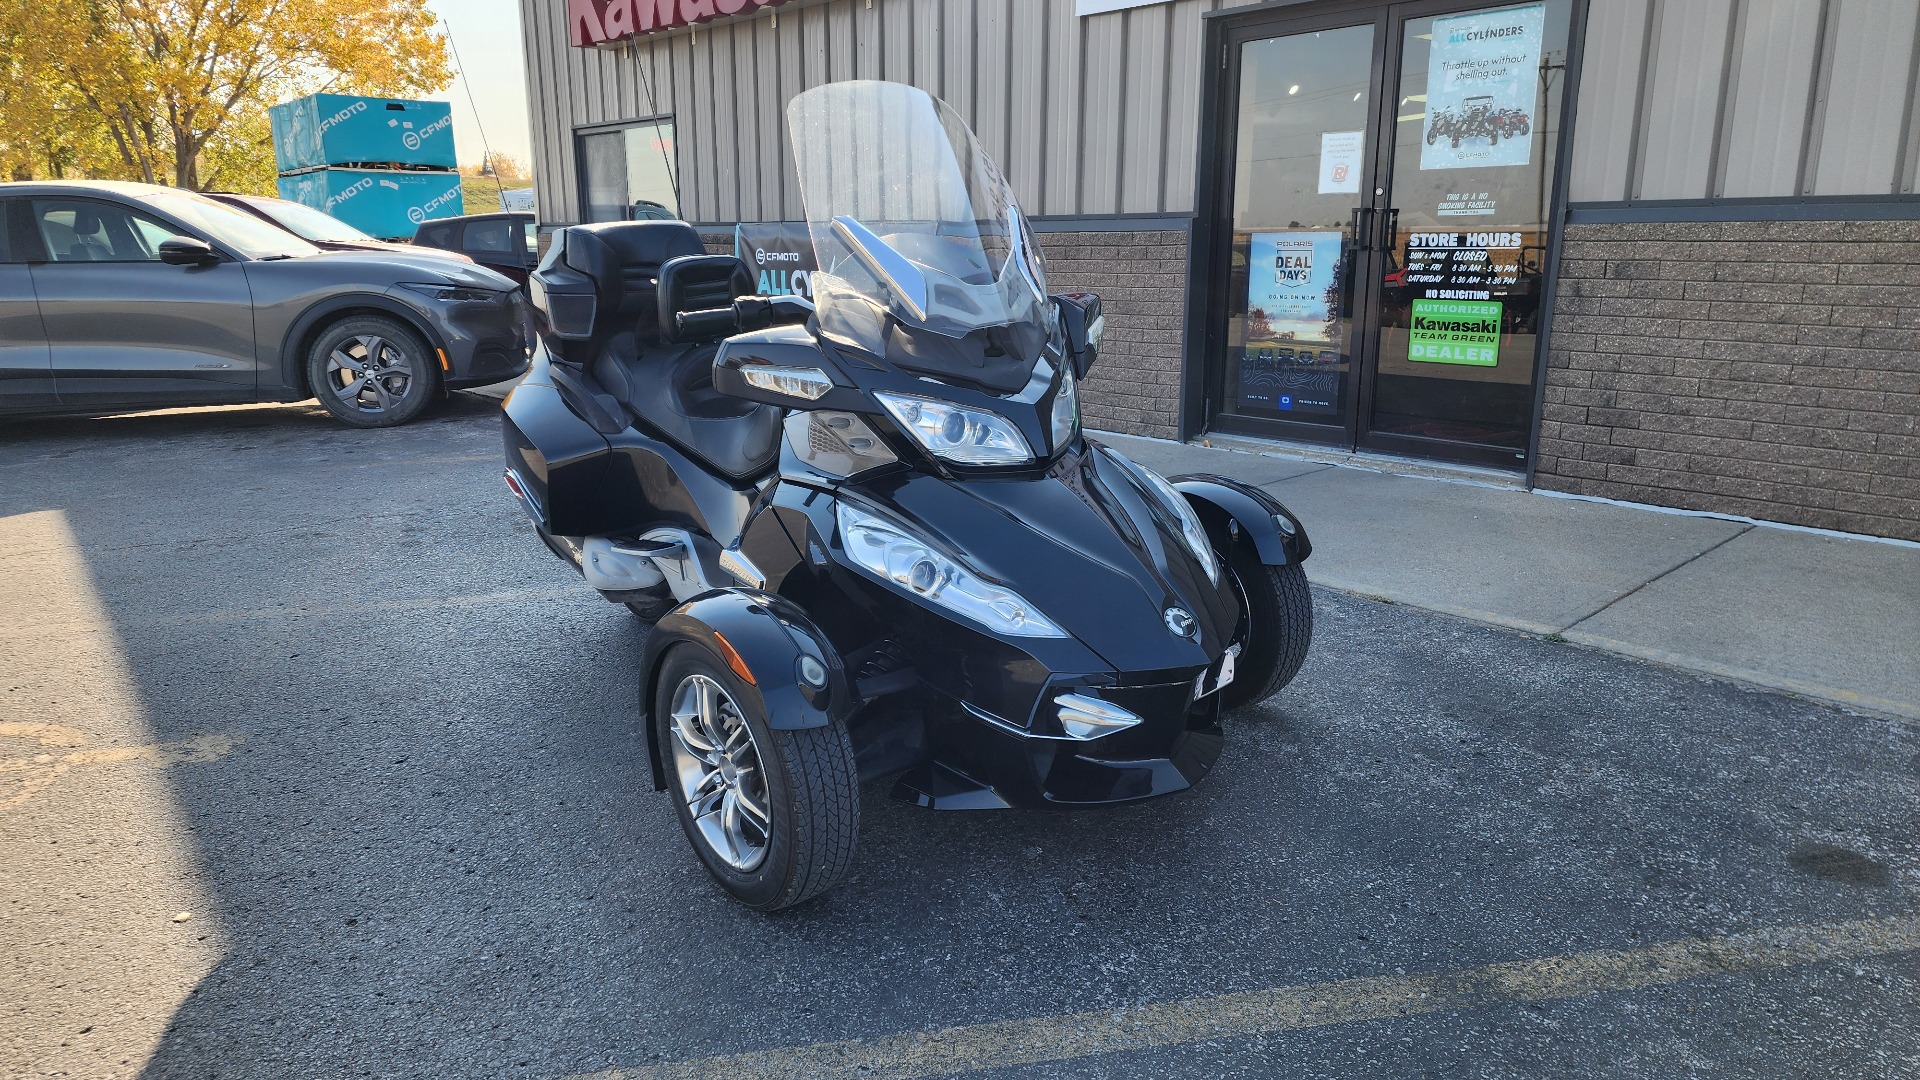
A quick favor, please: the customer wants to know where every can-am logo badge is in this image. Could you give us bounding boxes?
[408,188,462,224]
[402,114,452,151]
[1164,607,1196,639]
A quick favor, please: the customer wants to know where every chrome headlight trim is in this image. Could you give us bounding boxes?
[835,500,1066,638]
[874,391,1034,465]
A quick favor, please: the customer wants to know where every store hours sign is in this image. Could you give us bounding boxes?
[568,0,792,47]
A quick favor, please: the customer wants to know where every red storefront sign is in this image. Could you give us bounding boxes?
[568,0,791,47]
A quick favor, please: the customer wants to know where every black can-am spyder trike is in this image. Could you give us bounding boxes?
[502,81,1314,910]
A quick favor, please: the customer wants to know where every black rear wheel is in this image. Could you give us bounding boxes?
[653,645,859,910]
[1220,543,1313,711]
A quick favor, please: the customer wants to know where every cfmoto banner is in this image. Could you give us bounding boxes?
[734,222,816,299]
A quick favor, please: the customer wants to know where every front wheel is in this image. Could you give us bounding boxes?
[307,316,437,427]
[1221,544,1313,711]
[653,645,859,910]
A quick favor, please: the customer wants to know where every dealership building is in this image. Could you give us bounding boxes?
[517,0,1920,542]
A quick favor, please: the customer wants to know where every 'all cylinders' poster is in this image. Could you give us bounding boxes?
[1237,230,1345,415]
[1421,3,1545,171]
[734,221,817,299]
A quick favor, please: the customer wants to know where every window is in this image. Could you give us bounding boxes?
[464,219,513,253]
[32,199,182,263]
[417,222,458,249]
[578,119,680,223]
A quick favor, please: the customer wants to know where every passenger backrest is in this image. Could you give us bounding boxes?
[534,220,705,344]
[656,254,754,344]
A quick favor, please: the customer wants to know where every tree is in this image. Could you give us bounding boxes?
[1245,307,1274,342]
[0,0,452,192]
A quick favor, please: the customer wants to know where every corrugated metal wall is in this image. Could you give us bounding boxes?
[517,0,1273,225]
[1569,0,1920,202]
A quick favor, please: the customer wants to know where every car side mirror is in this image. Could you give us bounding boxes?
[1052,292,1103,379]
[158,236,219,266]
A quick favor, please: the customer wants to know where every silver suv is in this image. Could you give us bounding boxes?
[0,181,528,427]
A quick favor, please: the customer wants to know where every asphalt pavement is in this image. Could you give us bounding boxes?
[1,396,1915,1079]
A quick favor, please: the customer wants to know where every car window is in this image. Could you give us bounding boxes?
[0,202,11,263]
[464,220,512,254]
[417,223,457,248]
[31,199,178,263]
[523,222,539,253]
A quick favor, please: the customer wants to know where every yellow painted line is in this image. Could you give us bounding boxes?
[571,912,1920,1080]
[1,722,241,809]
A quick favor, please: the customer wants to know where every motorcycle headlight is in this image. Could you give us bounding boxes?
[874,392,1033,465]
[1050,370,1079,450]
[1108,450,1220,586]
[836,501,1066,638]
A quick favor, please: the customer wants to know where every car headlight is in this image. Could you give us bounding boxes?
[1050,370,1079,450]
[398,282,502,303]
[874,391,1033,465]
[1107,450,1220,586]
[836,501,1066,638]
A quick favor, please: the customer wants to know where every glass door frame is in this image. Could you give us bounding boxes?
[1182,0,1590,472]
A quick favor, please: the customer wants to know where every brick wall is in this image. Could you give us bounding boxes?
[1035,229,1189,440]
[1537,219,1920,542]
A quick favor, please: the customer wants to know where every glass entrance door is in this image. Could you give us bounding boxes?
[1207,0,1573,469]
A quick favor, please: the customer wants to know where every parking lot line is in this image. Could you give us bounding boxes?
[569,911,1920,1080]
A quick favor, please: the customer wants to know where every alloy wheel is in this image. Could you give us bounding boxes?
[666,673,772,872]
[326,334,416,415]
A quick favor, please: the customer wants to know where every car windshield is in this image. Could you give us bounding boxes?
[787,80,1052,366]
[248,198,376,244]
[140,191,319,259]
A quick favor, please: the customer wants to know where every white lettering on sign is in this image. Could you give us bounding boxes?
[570,0,789,47]
[408,187,463,225]
[757,248,800,263]
[402,114,453,151]
[318,99,368,134]
[325,177,375,210]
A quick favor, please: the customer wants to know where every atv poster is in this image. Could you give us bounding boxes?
[1237,231,1345,416]
[1420,3,1544,171]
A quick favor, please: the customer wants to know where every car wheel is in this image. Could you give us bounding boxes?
[654,645,859,911]
[307,316,437,428]
[1219,542,1313,711]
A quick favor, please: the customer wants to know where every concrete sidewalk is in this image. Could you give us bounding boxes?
[1096,431,1920,723]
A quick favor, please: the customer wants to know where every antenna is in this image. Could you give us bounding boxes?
[633,40,681,216]
[441,16,507,211]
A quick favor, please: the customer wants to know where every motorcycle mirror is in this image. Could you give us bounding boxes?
[1052,292,1103,379]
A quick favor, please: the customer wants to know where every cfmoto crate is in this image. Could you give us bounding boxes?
[277,168,464,241]
[269,94,457,172]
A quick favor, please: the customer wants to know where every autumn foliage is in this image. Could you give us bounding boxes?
[0,0,453,193]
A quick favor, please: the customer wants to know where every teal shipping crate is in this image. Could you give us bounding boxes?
[270,94,457,172]
[278,169,464,241]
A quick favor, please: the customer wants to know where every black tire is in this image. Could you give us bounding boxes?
[306,315,438,428]
[1220,543,1313,711]
[653,644,859,911]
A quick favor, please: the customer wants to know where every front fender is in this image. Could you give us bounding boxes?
[1173,474,1312,566]
[637,589,854,790]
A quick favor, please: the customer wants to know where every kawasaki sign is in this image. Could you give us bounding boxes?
[568,0,792,47]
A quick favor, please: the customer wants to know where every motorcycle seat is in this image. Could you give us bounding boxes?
[592,336,781,484]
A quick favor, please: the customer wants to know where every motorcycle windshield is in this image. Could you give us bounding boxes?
[787,81,1054,368]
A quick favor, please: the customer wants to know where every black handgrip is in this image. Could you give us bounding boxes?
[675,306,740,340]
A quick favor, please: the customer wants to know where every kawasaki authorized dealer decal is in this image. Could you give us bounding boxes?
[1408,299,1502,366]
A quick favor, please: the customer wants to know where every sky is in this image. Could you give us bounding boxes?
[422,0,535,171]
